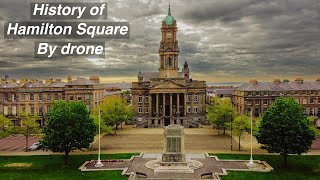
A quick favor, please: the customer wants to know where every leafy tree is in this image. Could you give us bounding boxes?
[0,115,15,138]
[231,114,250,151]
[16,113,41,152]
[97,96,133,134]
[282,79,290,82]
[307,116,320,137]
[42,101,96,165]
[91,114,113,134]
[256,97,316,166]
[206,97,236,135]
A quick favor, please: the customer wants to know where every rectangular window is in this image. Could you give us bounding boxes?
[247,100,252,105]
[138,106,143,113]
[255,100,260,105]
[302,98,307,104]
[4,94,9,102]
[145,106,149,113]
[187,106,191,113]
[77,95,82,101]
[85,94,90,101]
[47,105,51,113]
[145,95,149,103]
[263,100,268,105]
[47,94,51,101]
[12,94,16,102]
[12,106,17,116]
[69,95,74,101]
[3,106,8,116]
[310,98,315,104]
[194,106,198,113]
[295,98,299,103]
[138,95,142,103]
[194,94,198,102]
[62,94,65,100]
[295,91,299,95]
[86,105,90,112]
[38,106,43,116]
[248,92,252,96]
[318,98,320,104]
[21,94,25,101]
[187,94,191,102]
[30,106,34,115]
[21,106,25,113]
[38,94,42,101]
[30,94,34,101]
[54,94,59,101]
[256,92,260,96]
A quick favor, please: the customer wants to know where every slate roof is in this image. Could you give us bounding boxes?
[67,78,97,85]
[215,88,235,95]
[237,81,320,91]
[104,82,132,89]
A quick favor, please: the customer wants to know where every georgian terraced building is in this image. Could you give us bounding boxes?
[233,78,320,121]
[0,76,104,126]
[131,5,206,128]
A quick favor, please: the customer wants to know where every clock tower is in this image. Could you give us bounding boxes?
[159,3,180,78]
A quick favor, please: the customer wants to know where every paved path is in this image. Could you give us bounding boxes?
[0,135,39,152]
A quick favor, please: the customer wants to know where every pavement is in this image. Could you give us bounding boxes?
[0,135,39,152]
[0,125,319,156]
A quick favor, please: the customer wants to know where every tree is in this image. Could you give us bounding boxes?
[307,116,320,137]
[231,114,250,151]
[0,115,15,138]
[206,97,236,135]
[42,101,96,165]
[97,96,133,135]
[16,113,41,152]
[256,97,316,166]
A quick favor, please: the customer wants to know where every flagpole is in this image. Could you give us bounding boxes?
[95,109,103,167]
[247,108,255,168]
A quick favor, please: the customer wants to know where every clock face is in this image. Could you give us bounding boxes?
[167,32,172,39]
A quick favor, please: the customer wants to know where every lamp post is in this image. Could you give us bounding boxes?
[247,107,255,168]
[230,111,233,151]
[95,109,103,167]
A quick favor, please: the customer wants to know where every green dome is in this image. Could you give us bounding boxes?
[164,15,174,25]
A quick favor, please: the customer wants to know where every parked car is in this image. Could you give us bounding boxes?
[28,142,43,151]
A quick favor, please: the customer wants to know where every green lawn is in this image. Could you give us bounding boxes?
[209,154,320,180]
[0,153,138,180]
[0,153,319,180]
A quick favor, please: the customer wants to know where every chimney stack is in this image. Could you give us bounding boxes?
[294,78,304,84]
[249,79,258,85]
[89,76,100,84]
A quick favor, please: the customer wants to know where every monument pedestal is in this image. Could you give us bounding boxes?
[145,125,203,173]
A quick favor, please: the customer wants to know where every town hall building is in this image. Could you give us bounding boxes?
[131,5,206,128]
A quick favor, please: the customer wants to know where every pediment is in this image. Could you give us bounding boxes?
[150,80,185,89]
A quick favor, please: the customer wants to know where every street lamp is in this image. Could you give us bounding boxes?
[247,107,256,168]
[230,111,233,151]
[95,109,103,167]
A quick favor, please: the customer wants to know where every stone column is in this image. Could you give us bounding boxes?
[149,94,152,116]
[177,93,180,113]
[170,93,173,116]
[163,93,166,116]
[191,94,194,114]
[156,94,159,115]
[184,93,187,116]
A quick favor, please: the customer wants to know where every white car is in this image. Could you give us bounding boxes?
[28,142,43,151]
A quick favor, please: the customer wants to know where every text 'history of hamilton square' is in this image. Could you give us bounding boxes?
[4,2,130,58]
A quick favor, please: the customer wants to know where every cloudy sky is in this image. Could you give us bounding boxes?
[0,0,319,83]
